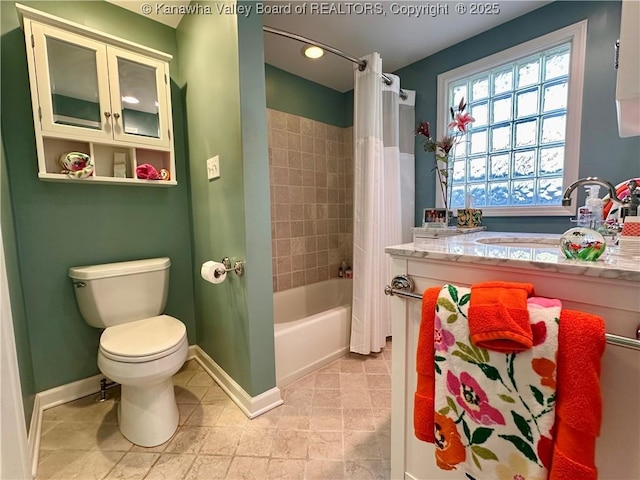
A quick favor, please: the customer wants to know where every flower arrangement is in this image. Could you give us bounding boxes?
[417,98,474,213]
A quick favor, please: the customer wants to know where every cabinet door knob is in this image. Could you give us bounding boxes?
[104,111,111,118]
[113,112,120,120]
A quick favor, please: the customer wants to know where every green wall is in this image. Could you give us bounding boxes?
[176,1,275,396]
[1,135,36,427]
[265,63,351,128]
[396,0,640,233]
[0,1,196,396]
[238,13,277,394]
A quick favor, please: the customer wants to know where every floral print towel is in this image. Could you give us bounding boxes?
[433,285,560,480]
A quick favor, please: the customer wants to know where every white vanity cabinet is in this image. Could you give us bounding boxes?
[387,236,639,479]
[615,0,640,137]
[17,3,176,186]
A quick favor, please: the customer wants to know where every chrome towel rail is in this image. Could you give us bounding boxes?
[384,274,640,352]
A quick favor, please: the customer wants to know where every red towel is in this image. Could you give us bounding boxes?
[136,163,160,180]
[468,281,535,352]
[413,287,439,442]
[414,289,605,480]
[549,309,605,480]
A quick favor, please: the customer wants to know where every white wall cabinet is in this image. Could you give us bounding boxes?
[17,3,176,186]
[615,0,640,138]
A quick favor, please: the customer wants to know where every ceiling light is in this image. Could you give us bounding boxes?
[303,46,324,59]
[122,96,139,104]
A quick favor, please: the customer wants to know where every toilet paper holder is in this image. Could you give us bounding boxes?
[214,257,244,278]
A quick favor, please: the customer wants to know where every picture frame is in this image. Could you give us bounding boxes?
[422,208,450,227]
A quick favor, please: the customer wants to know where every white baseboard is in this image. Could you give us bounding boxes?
[28,373,104,477]
[190,345,283,418]
[27,395,41,479]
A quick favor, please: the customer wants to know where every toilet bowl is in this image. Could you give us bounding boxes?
[97,315,188,447]
[69,258,187,447]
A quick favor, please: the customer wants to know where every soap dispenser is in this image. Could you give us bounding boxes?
[577,187,594,227]
[586,185,603,229]
[577,186,602,228]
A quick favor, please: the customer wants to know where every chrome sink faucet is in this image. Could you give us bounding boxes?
[562,177,639,217]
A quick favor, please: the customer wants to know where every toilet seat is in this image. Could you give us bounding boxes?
[100,315,186,363]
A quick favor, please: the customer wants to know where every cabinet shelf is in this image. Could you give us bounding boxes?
[39,136,174,185]
[37,172,177,187]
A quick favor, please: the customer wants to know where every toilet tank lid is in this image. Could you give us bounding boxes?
[69,257,171,280]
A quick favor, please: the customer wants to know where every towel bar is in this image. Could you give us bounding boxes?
[384,274,640,352]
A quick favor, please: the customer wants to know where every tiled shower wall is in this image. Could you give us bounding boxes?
[268,109,353,292]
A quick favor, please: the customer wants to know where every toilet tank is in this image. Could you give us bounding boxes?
[69,258,171,328]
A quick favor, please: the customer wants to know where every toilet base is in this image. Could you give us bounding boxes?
[118,378,179,447]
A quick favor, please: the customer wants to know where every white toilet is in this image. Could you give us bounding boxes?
[69,257,188,447]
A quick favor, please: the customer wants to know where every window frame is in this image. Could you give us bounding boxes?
[436,20,588,216]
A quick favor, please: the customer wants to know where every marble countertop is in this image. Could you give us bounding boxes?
[386,231,640,282]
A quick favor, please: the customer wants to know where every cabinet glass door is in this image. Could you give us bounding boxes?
[117,58,160,139]
[108,48,171,148]
[46,38,101,129]
[32,24,112,140]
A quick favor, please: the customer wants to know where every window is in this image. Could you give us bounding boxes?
[437,21,587,216]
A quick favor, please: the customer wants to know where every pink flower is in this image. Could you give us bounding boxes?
[448,112,475,133]
[434,316,455,352]
[446,371,506,425]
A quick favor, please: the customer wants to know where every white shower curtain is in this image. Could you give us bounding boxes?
[399,90,416,243]
[350,53,407,355]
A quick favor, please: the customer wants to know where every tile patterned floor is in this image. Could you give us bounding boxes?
[36,341,392,479]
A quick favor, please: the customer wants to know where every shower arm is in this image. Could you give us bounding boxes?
[263,26,407,100]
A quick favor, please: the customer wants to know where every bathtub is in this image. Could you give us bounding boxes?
[274,278,352,386]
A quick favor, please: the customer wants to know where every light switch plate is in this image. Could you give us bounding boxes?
[206,155,220,180]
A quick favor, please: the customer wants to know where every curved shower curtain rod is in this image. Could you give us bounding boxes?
[263,26,407,100]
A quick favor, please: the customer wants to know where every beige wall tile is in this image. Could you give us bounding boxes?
[275,222,290,240]
[290,221,304,238]
[287,132,301,152]
[290,204,304,221]
[270,147,288,167]
[276,239,291,257]
[271,167,289,186]
[288,150,301,169]
[277,273,292,291]
[271,129,288,149]
[268,109,353,294]
[269,109,287,130]
[301,135,314,154]
[289,168,302,186]
[291,271,305,288]
[286,114,301,133]
[300,117,314,135]
[291,254,304,271]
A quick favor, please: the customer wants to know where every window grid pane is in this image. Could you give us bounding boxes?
[449,42,571,209]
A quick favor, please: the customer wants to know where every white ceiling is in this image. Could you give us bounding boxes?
[108,0,552,92]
